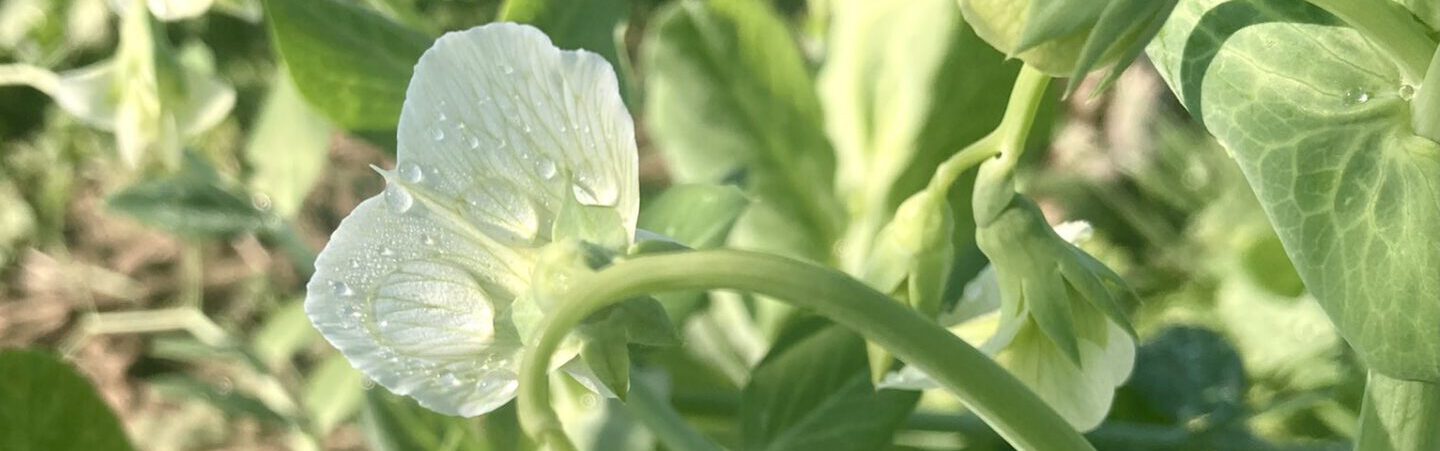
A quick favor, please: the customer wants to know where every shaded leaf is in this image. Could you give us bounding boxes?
[0,349,134,451]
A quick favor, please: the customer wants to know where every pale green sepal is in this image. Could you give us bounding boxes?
[1020,265,1082,365]
[575,326,630,401]
[1014,0,1107,53]
[554,195,629,250]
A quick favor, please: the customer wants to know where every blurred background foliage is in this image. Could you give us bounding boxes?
[0,0,1360,449]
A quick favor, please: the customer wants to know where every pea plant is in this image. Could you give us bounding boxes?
[0,0,1435,449]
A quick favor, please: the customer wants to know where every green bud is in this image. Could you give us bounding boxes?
[861,189,956,383]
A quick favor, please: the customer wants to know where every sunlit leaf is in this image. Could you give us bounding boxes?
[1148,0,1440,383]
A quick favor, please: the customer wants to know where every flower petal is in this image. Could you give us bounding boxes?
[397,23,638,241]
[307,23,638,417]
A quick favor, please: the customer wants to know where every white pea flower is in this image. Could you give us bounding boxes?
[305,23,638,417]
[0,0,234,168]
[882,221,1136,432]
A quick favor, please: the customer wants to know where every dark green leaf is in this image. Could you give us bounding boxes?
[263,0,429,132]
[107,157,269,239]
[1148,0,1440,382]
[741,324,918,451]
[0,349,134,451]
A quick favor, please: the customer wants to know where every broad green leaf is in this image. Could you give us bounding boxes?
[245,67,332,219]
[741,323,919,451]
[643,0,842,259]
[305,24,638,417]
[263,0,429,132]
[637,183,749,248]
[107,155,270,239]
[1148,0,1440,382]
[501,0,632,103]
[0,349,134,451]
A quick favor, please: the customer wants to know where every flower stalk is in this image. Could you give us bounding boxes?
[517,249,1096,451]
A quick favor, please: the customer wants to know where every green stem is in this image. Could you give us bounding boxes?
[1355,371,1440,451]
[928,66,1051,193]
[518,249,1095,451]
[0,64,61,95]
[1304,0,1435,83]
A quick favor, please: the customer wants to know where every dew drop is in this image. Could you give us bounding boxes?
[330,280,354,297]
[523,123,533,134]
[437,111,448,122]
[571,171,618,207]
[379,320,389,328]
[502,64,515,75]
[1400,84,1417,101]
[362,379,376,390]
[349,259,361,269]
[1344,88,1371,105]
[422,234,437,246]
[558,124,568,133]
[379,247,396,257]
[384,182,414,214]
[442,373,462,387]
[399,162,424,183]
[467,134,481,149]
[536,158,557,180]
[429,126,446,141]
[498,138,509,150]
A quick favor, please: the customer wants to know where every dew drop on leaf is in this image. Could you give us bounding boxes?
[1400,84,1417,101]
[1343,88,1370,105]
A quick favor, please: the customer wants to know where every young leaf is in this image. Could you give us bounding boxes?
[643,0,842,259]
[741,323,919,451]
[1148,0,1440,382]
[262,0,429,132]
[638,184,749,248]
[0,350,134,451]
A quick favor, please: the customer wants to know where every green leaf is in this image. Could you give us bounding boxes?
[577,326,631,400]
[107,156,270,239]
[741,323,919,451]
[643,0,842,259]
[0,349,134,451]
[501,0,632,104]
[263,0,429,132]
[638,183,749,248]
[249,299,320,370]
[245,67,331,219]
[1148,0,1440,382]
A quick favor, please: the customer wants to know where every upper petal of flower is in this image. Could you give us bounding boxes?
[306,23,638,417]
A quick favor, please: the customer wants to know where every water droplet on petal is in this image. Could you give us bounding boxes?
[384,182,414,213]
[1400,84,1417,101]
[362,379,376,390]
[379,247,396,257]
[571,170,618,207]
[536,158,557,180]
[429,126,446,141]
[399,162,424,183]
[467,135,481,149]
[422,234,437,246]
[330,280,354,296]
[523,123,532,134]
[502,64,515,75]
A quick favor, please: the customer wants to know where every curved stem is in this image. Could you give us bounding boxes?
[1355,371,1440,451]
[518,249,1095,451]
[1304,0,1434,83]
[928,65,1051,195]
